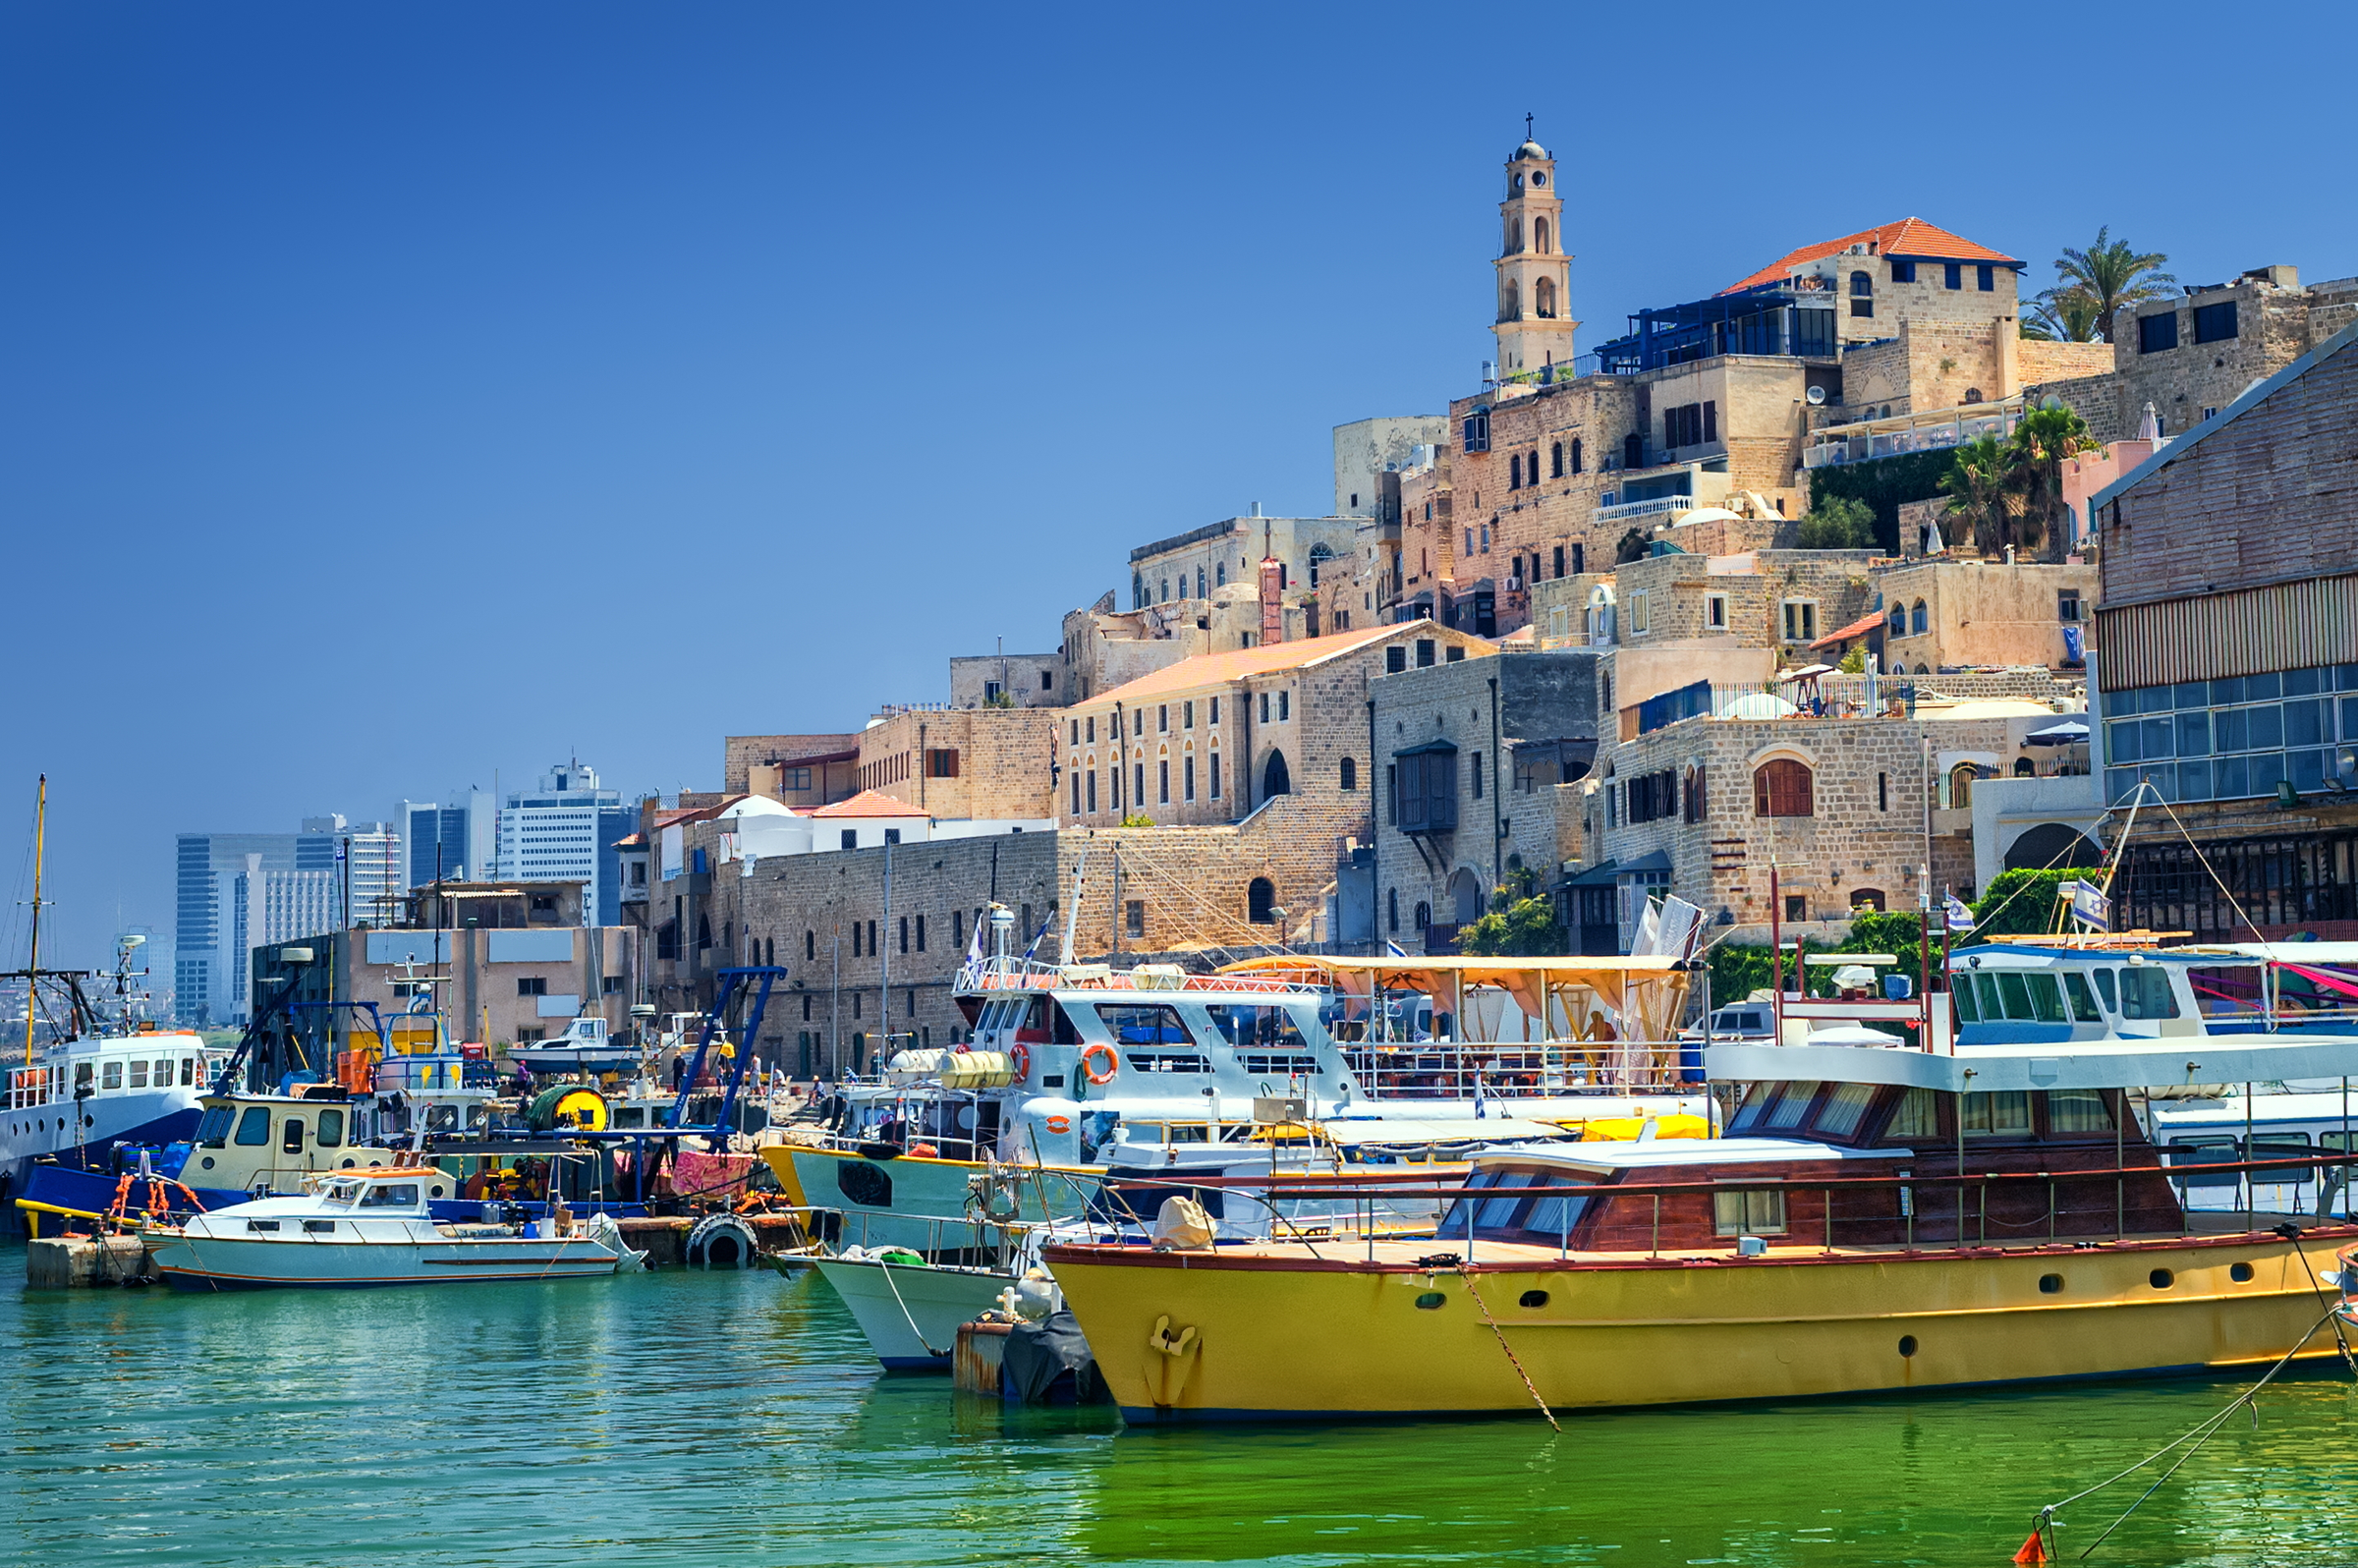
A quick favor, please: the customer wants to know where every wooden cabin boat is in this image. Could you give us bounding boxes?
[1043,1011,2358,1423]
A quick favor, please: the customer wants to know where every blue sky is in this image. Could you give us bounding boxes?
[4,1,2354,969]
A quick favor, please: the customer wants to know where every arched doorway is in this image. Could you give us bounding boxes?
[1262,750,1291,800]
[2005,822,2105,872]
[1448,868,1485,924]
[1248,877,1276,924]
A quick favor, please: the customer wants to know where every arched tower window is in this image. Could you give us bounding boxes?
[1509,454,1523,489]
[1535,276,1557,319]
[1534,216,1550,254]
[1549,442,1562,477]
[1505,217,1524,254]
[1339,756,1357,791]
[1248,878,1276,924]
[1501,278,1521,322]
[1569,437,1582,474]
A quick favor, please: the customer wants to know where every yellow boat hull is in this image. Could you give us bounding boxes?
[1047,1230,2358,1422]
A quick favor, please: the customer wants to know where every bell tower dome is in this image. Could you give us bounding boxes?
[1492,121,1577,379]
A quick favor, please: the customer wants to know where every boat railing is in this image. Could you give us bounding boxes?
[1340,1038,1698,1098]
[373,1056,499,1094]
[960,962,1318,998]
[1095,1150,2358,1260]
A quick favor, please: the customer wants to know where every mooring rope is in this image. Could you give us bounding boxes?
[1460,1272,1559,1433]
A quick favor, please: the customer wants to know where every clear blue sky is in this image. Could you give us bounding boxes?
[4,1,2353,969]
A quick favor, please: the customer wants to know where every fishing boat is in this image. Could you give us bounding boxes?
[760,941,1717,1258]
[145,1164,639,1290]
[509,1014,644,1077]
[1042,937,2358,1423]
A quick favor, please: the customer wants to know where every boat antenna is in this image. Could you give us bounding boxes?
[23,775,44,1066]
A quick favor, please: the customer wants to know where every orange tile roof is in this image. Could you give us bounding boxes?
[1721,218,2020,296]
[809,789,931,819]
[1809,609,1885,649]
[1084,624,1441,707]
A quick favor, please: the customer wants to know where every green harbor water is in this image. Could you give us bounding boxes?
[6,1244,2356,1567]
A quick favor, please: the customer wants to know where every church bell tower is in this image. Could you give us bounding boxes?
[1492,123,1577,378]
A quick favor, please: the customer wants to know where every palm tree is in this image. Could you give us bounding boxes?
[2020,287,2104,343]
[2051,227,2175,343]
[2008,402,2101,549]
[1939,435,2014,554]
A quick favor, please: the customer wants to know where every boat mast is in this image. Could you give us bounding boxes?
[24,774,44,1067]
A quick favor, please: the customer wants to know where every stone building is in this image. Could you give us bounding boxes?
[1333,416,1447,516]
[1127,510,1358,616]
[853,705,1059,821]
[1371,648,1602,952]
[2089,317,2358,938]
[1876,557,2098,675]
[947,650,1064,708]
[724,733,860,805]
[1059,621,1495,833]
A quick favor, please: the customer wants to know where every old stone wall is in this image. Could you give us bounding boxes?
[723,734,859,798]
[858,707,1059,820]
[1876,558,2097,673]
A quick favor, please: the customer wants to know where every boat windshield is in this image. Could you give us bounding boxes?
[195,1105,235,1148]
[358,1183,421,1208]
[319,1180,364,1206]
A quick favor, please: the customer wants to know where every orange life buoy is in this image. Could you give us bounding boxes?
[1009,1041,1032,1081]
[1044,1115,1072,1136]
[1081,1042,1119,1086]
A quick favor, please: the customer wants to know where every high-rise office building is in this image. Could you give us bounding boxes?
[494,761,634,925]
[175,816,369,1026]
[401,793,496,890]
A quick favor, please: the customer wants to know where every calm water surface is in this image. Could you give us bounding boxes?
[5,1243,2355,1566]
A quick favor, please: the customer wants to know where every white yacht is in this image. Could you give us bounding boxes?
[147,1166,639,1290]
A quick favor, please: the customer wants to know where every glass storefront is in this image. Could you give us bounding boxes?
[2102,662,2358,805]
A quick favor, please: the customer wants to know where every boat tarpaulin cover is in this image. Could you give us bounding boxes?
[1003,1310,1100,1404]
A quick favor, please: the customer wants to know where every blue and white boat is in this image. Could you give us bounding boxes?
[4,1027,231,1228]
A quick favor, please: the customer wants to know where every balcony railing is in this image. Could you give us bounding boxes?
[1595,494,1696,526]
[1803,403,2022,471]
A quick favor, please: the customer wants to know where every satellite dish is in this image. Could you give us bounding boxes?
[1806,386,1826,407]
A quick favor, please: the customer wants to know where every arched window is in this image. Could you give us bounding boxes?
[1506,217,1523,254]
[1569,437,1582,474]
[1910,599,1928,636]
[1339,756,1357,791]
[2013,756,2035,777]
[1850,889,1887,913]
[1753,758,1814,817]
[1549,442,1563,478]
[1887,604,1907,637]
[1263,750,1291,800]
[1849,270,1874,319]
[1248,877,1276,924]
[1534,276,1556,319]
[1965,387,1984,405]
[1534,216,1550,254]
[1509,454,1523,489]
[1949,762,1979,809]
[1414,900,1432,930]
[1501,278,1521,321]
[1623,432,1643,470]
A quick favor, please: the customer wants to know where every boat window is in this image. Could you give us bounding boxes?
[129,1059,148,1089]
[1950,980,1980,1023]
[1884,1087,1938,1140]
[155,1057,173,1085]
[1521,1191,1592,1243]
[1994,973,2036,1021]
[234,1106,271,1146]
[102,1060,123,1091]
[2117,966,2181,1020]
[2250,1132,2316,1180]
[1205,1004,1310,1049]
[1437,1169,1498,1235]
[2187,965,2265,1019]
[2061,972,2104,1023]
[1096,1004,1193,1047]
[1765,1081,1822,1130]
[196,1105,234,1148]
[1712,1188,1786,1236]
[2046,1089,2112,1134]
[315,1109,344,1148]
[359,1183,420,1207]
[1962,1091,2033,1138]
[1473,1170,1537,1229]
[2093,969,2118,1012]
[1048,1001,1083,1046]
[1726,1083,1775,1133]
[1812,1083,1876,1140]
[1237,1053,1321,1078]
[74,1062,92,1092]
[281,1117,305,1153]
[1973,973,2004,1021]
[2025,974,2066,1024]
[2162,1137,2241,1190]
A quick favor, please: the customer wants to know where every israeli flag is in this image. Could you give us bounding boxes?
[1943,893,1977,932]
[1386,940,1409,958]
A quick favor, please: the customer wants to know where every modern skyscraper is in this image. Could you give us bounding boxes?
[174,816,372,1026]
[401,793,496,890]
[494,762,633,926]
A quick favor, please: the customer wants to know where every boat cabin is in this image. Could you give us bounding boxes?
[1949,939,2358,1043]
[186,1091,398,1195]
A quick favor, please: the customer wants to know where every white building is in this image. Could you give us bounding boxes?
[495,761,635,926]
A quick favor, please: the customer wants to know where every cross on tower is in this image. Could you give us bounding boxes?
[1525,112,1534,140]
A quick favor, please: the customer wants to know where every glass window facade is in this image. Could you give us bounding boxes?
[2103,662,2358,806]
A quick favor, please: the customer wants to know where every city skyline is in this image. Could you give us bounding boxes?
[6,2,2355,966]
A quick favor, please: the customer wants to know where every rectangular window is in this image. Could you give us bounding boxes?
[2193,301,2238,344]
[1702,400,1716,443]
[129,1059,147,1089]
[1780,600,1818,642]
[1158,704,1168,732]
[2048,1090,2113,1134]
[1712,1188,1787,1236]
[1209,697,1220,725]
[2138,310,2179,354]
[925,749,960,778]
[1386,645,1407,673]
[1977,264,1994,291]
[899,916,909,954]
[1886,1088,1939,1140]
[1183,700,1195,729]
[1087,771,1097,812]
[1552,545,1565,579]
[517,977,546,996]
[1943,261,1962,290]
[1888,259,1916,283]
[1472,753,1484,799]
[2058,589,2082,622]
[1417,640,1435,668]
[1158,759,1169,804]
[1877,771,1888,811]
[1135,762,1145,806]
[1962,1091,2033,1138]
[1278,691,1289,721]
[1209,752,1222,799]
[1070,772,1082,814]
[1184,755,1196,801]
[1629,589,1650,634]
[1126,901,1145,939]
